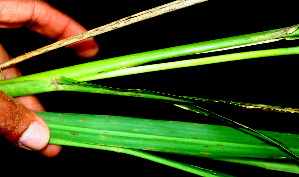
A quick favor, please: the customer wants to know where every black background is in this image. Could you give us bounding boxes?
[0,0,298,176]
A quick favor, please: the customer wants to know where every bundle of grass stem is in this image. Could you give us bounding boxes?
[0,0,298,176]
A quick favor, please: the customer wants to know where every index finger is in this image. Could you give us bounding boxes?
[0,0,99,58]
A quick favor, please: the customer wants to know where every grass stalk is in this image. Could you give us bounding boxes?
[2,24,299,83]
[121,149,233,177]
[1,45,299,98]
[0,0,208,69]
[85,46,299,80]
[39,112,299,160]
[0,10,298,174]
[51,139,231,177]
[39,111,299,174]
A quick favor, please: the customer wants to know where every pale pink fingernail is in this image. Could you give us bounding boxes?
[19,122,50,151]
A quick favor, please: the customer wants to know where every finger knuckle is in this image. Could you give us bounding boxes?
[0,91,30,142]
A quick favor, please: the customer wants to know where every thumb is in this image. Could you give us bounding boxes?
[0,91,49,150]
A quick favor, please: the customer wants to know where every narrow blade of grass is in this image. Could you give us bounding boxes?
[174,103,299,161]
[39,112,299,160]
[1,76,298,115]
[89,46,299,80]
[219,158,299,174]
[38,111,299,174]
[4,25,299,82]
[52,139,232,177]
[0,0,208,69]
[1,75,298,163]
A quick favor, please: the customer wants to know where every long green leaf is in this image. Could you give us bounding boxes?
[1,76,298,114]
[173,103,299,161]
[0,46,298,98]
[2,74,298,163]
[91,46,299,79]
[52,139,232,177]
[39,112,299,160]
[220,158,299,174]
[38,111,299,174]
[3,24,299,83]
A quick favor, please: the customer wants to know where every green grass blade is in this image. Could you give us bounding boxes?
[2,76,298,115]
[51,139,231,177]
[219,158,299,174]
[203,99,299,114]
[90,46,299,80]
[38,111,299,174]
[1,75,297,162]
[39,112,299,160]
[174,103,299,161]
[0,76,191,100]
[121,149,233,177]
[1,76,298,116]
[0,79,54,97]
[1,43,297,97]
[4,24,299,82]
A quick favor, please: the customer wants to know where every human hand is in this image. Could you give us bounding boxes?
[0,0,99,157]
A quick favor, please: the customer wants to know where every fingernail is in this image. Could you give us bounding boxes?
[19,122,50,151]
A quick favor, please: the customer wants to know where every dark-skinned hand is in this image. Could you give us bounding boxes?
[0,0,99,157]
